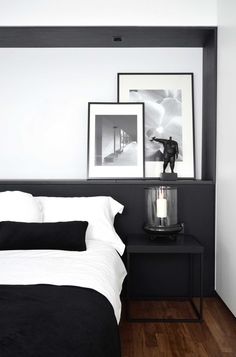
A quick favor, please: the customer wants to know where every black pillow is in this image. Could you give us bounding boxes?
[0,221,88,251]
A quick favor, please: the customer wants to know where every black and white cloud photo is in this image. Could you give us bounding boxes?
[129,89,183,162]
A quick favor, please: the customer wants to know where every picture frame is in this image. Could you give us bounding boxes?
[118,73,195,178]
[88,102,145,179]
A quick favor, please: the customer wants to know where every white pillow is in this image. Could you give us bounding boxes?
[0,191,43,222]
[36,196,125,255]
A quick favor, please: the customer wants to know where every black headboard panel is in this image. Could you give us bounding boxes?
[0,181,214,238]
[0,180,215,296]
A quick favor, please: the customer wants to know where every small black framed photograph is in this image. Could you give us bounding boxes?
[118,73,195,178]
[87,102,145,179]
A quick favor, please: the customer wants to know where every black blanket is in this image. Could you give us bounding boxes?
[0,285,121,357]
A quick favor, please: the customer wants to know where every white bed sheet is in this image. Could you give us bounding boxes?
[0,240,127,323]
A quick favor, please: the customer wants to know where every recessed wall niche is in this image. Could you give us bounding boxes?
[0,26,217,296]
[0,47,202,179]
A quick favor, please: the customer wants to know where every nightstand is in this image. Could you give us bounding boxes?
[126,233,204,323]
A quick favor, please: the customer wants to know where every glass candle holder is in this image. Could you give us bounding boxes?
[144,186,182,234]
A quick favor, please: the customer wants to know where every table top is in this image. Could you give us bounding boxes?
[126,233,204,254]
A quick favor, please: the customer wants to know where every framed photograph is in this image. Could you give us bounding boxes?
[88,102,144,179]
[118,73,195,178]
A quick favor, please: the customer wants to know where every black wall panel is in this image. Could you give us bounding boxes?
[0,181,215,296]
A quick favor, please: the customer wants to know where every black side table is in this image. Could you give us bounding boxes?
[126,233,204,323]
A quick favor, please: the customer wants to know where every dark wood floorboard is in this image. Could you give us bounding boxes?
[119,298,236,357]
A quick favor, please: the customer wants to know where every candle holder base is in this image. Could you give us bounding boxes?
[143,223,184,240]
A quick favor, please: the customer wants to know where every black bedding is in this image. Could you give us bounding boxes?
[0,284,121,357]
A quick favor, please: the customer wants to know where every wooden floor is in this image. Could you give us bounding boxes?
[120,298,236,357]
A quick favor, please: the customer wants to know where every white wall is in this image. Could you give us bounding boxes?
[0,48,203,179]
[0,0,217,26]
[216,0,236,316]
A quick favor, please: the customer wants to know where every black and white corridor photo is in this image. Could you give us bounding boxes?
[95,114,138,166]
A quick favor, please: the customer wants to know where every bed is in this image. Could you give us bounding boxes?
[0,191,127,357]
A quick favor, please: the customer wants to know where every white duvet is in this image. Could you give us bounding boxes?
[0,240,127,323]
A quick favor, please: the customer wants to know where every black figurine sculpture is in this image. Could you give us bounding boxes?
[150,136,179,180]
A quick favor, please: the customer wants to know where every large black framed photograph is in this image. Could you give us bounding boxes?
[118,73,195,178]
[88,102,144,179]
